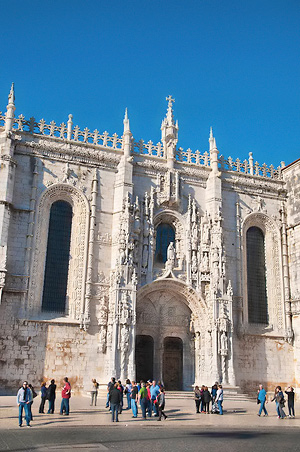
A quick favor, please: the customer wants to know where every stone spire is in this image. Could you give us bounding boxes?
[161,95,178,168]
[123,108,132,157]
[123,108,130,134]
[5,83,16,134]
[209,127,218,173]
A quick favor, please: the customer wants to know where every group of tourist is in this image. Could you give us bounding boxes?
[193,383,223,415]
[17,377,71,427]
[105,378,167,422]
[257,384,296,419]
[17,376,296,427]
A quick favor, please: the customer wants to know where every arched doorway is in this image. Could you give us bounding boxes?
[135,335,154,382]
[163,337,183,390]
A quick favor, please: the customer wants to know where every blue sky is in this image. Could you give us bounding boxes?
[0,0,299,167]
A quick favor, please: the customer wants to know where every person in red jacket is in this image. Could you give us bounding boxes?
[60,377,71,415]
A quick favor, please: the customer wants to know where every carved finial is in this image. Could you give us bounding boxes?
[209,127,215,151]
[8,83,15,105]
[123,107,130,133]
[5,82,16,133]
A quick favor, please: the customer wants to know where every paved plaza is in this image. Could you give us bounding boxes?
[0,394,300,451]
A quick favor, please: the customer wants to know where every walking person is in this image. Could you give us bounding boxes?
[215,384,223,415]
[130,381,139,418]
[90,378,99,406]
[47,379,56,414]
[138,382,148,420]
[109,383,122,422]
[150,380,160,416]
[39,382,47,413]
[271,386,286,419]
[17,381,33,427]
[257,384,268,417]
[157,387,167,421]
[194,385,201,413]
[285,386,295,418]
[60,377,71,415]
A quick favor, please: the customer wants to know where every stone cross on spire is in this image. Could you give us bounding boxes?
[166,95,175,126]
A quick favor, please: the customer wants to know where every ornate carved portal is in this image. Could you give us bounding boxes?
[136,280,210,389]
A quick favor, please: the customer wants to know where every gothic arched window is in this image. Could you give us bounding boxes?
[155,223,175,263]
[42,200,73,312]
[246,226,268,324]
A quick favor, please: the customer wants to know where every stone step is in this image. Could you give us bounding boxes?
[165,387,253,402]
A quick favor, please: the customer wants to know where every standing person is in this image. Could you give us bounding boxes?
[194,385,201,413]
[125,379,132,410]
[202,386,211,414]
[146,381,152,417]
[200,385,205,412]
[211,382,218,404]
[109,383,122,422]
[138,382,148,420]
[215,384,223,415]
[271,386,286,419]
[28,384,36,421]
[150,380,160,417]
[130,381,139,418]
[17,381,33,427]
[47,379,56,414]
[285,386,295,418]
[106,377,116,409]
[157,387,168,421]
[39,382,47,413]
[117,380,124,414]
[60,377,71,416]
[90,378,99,406]
[257,384,268,417]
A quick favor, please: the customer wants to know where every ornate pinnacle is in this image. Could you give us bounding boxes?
[8,82,15,105]
[123,107,130,134]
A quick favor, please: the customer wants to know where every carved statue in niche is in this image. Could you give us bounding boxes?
[166,242,176,269]
[191,223,198,251]
[120,324,130,375]
[191,252,198,275]
[201,252,209,272]
[142,220,149,270]
[118,230,127,265]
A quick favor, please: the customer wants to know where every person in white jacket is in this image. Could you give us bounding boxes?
[16,381,33,427]
[215,384,223,415]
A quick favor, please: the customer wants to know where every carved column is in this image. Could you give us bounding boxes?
[81,169,97,330]
[281,203,293,342]
[22,158,39,312]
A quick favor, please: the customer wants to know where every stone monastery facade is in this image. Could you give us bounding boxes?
[0,85,300,394]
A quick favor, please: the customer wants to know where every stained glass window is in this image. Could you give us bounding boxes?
[155,223,175,263]
[246,226,268,324]
[42,201,72,312]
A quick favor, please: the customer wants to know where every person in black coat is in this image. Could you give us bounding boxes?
[109,383,122,422]
[47,379,57,414]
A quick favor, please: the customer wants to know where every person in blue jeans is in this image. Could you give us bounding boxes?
[17,381,33,427]
[130,381,139,417]
[257,384,268,416]
[215,384,223,415]
[138,382,148,419]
